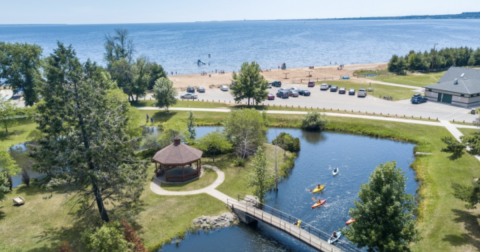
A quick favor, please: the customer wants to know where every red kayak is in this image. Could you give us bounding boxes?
[346,218,356,225]
[311,199,326,209]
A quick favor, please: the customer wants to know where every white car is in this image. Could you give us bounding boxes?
[320,83,330,90]
[358,89,367,97]
[220,85,229,91]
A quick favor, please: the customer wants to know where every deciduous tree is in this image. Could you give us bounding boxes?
[196,130,232,162]
[301,111,327,131]
[82,221,132,252]
[341,161,419,252]
[272,132,300,155]
[31,42,147,223]
[224,108,267,158]
[0,96,18,133]
[231,62,269,106]
[186,111,196,141]
[248,146,273,203]
[152,77,177,112]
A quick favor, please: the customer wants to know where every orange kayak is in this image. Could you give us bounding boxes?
[346,218,356,225]
[311,199,326,209]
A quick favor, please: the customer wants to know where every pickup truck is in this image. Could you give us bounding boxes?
[411,94,427,104]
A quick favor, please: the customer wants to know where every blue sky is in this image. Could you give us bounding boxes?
[1,0,479,24]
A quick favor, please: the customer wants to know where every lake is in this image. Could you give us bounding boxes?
[1,20,480,74]
[159,127,417,251]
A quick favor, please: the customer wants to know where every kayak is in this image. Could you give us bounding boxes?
[346,218,356,225]
[328,231,342,244]
[311,199,326,209]
[312,185,325,193]
[297,220,302,227]
[332,167,339,176]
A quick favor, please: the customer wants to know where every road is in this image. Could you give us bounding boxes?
[143,83,478,123]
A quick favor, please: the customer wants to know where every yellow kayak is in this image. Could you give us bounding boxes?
[312,185,325,193]
[297,220,302,227]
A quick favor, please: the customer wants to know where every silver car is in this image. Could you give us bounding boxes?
[220,85,229,91]
[181,93,198,99]
[358,89,367,97]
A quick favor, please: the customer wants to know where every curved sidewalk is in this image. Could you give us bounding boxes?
[150,165,225,196]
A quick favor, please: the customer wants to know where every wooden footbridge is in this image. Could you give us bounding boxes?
[227,196,360,252]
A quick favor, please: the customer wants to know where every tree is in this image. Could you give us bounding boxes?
[0,96,18,133]
[301,111,327,131]
[131,57,150,101]
[452,179,480,209]
[157,120,189,148]
[0,148,20,176]
[196,130,232,162]
[0,173,10,201]
[186,110,197,141]
[231,62,269,106]
[462,134,480,155]
[272,132,300,155]
[31,42,148,223]
[0,42,43,106]
[341,161,419,252]
[224,108,267,159]
[104,28,135,67]
[248,146,273,204]
[146,62,166,90]
[441,136,466,159]
[82,221,132,252]
[152,77,177,112]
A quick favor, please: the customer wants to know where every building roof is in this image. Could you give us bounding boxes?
[424,67,480,95]
[153,136,203,165]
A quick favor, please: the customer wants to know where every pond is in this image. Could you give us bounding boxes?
[160,127,417,252]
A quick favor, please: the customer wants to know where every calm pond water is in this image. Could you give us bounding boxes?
[160,127,417,252]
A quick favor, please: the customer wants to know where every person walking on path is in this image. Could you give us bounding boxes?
[146,113,149,123]
[150,117,154,124]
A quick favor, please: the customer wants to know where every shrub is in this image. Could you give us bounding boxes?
[121,220,148,252]
[21,168,30,187]
[301,111,327,131]
[82,222,132,252]
[233,158,245,167]
[272,132,301,154]
[58,241,74,252]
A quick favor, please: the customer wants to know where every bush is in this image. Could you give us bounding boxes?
[233,158,245,167]
[21,168,30,187]
[121,220,148,252]
[272,132,301,154]
[82,222,132,252]
[301,111,327,131]
[58,241,74,252]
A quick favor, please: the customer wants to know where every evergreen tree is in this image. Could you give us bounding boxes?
[341,161,419,252]
[441,136,466,159]
[0,42,43,106]
[452,179,480,209]
[248,146,273,203]
[146,62,167,90]
[152,77,177,112]
[186,110,196,140]
[31,42,147,223]
[231,62,269,106]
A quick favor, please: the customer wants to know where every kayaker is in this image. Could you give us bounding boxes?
[317,184,321,189]
[332,231,338,239]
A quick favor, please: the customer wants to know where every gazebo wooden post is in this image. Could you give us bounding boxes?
[182,165,185,180]
[165,165,168,181]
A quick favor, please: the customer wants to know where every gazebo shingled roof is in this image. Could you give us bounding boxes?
[153,136,203,165]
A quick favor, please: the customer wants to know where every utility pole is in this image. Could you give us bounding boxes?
[431,43,438,72]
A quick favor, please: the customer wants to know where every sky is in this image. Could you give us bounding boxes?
[1,0,480,24]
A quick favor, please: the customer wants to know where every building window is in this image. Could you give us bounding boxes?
[461,94,464,97]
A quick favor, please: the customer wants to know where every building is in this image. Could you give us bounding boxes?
[424,67,480,107]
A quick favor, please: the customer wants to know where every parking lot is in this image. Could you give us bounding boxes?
[148,83,478,123]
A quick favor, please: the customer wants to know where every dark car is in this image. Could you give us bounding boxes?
[330,86,338,92]
[308,81,315,87]
[271,81,282,87]
[299,90,311,96]
[181,93,198,99]
[267,93,275,100]
[197,87,205,93]
[338,87,346,94]
[276,90,289,99]
[348,88,355,95]
[411,94,427,104]
[186,86,195,93]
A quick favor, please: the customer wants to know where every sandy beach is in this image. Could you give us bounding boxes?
[169,63,387,88]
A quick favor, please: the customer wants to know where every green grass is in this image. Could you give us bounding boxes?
[131,100,230,108]
[369,72,445,87]
[458,128,479,137]
[161,168,218,191]
[0,118,36,150]
[316,80,417,101]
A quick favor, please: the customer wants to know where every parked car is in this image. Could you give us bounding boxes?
[289,87,300,92]
[308,81,315,87]
[330,86,338,92]
[320,83,330,90]
[276,90,289,98]
[357,89,367,97]
[299,90,311,96]
[288,90,299,97]
[338,87,346,94]
[197,86,205,93]
[271,81,282,87]
[267,93,275,100]
[411,94,427,104]
[187,86,195,93]
[220,85,229,91]
[268,83,272,88]
[181,93,198,99]
[348,88,355,95]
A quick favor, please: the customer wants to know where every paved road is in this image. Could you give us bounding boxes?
[144,84,477,122]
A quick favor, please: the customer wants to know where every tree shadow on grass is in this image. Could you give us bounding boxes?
[442,209,480,249]
[0,206,5,221]
[0,129,27,142]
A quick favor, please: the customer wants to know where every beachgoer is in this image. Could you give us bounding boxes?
[209,74,211,77]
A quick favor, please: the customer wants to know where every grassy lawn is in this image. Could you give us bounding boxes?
[458,128,479,137]
[316,80,417,101]
[131,100,230,108]
[369,72,445,87]
[0,118,36,150]
[161,168,218,191]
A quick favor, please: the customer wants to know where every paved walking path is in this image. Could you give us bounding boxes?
[137,107,478,129]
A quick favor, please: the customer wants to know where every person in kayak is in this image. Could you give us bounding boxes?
[317,184,321,189]
[332,231,338,239]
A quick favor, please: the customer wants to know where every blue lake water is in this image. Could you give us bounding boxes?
[160,127,417,251]
[1,20,480,74]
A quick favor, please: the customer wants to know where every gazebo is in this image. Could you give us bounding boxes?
[153,136,203,182]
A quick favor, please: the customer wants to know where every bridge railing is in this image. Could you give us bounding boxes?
[231,195,361,252]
